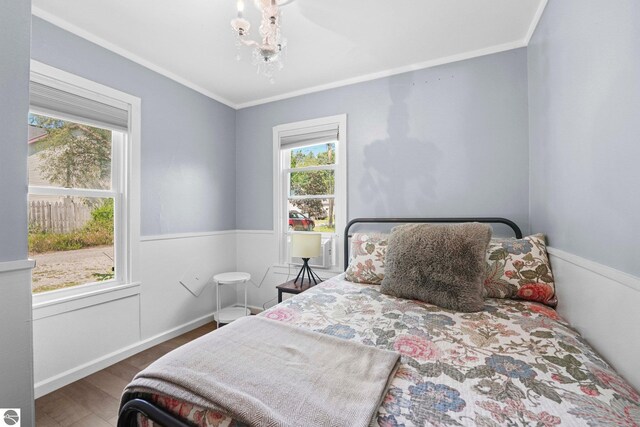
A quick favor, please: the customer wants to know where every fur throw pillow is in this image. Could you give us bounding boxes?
[380,223,492,312]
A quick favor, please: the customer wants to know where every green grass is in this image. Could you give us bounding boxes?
[33,281,82,294]
[28,226,113,254]
[314,219,335,233]
[93,271,115,281]
[32,269,114,294]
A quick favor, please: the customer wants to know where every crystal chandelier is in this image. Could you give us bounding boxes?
[231,0,291,82]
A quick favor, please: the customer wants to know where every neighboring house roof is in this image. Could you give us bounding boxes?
[28,125,52,188]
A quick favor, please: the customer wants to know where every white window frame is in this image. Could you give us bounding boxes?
[273,114,347,271]
[29,61,141,307]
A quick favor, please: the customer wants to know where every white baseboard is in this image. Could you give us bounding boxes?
[34,311,217,398]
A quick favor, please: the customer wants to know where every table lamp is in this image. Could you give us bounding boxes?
[291,233,322,286]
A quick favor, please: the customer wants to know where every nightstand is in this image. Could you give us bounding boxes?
[213,272,251,325]
[276,279,321,303]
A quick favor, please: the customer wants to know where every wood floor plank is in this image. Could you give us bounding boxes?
[83,370,130,401]
[103,360,140,383]
[58,379,120,421]
[124,344,177,370]
[152,322,217,349]
[181,323,216,340]
[36,410,63,427]
[164,335,190,347]
[36,392,91,426]
[193,322,216,334]
[68,413,113,427]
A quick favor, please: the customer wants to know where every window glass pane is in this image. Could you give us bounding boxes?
[289,170,334,197]
[29,195,115,294]
[28,113,112,190]
[287,198,336,233]
[289,142,336,168]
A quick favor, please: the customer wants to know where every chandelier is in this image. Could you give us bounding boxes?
[231,0,291,82]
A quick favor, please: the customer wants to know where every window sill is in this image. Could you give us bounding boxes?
[0,259,36,274]
[32,281,141,320]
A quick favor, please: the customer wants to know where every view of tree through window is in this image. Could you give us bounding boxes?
[28,113,116,294]
[287,142,336,233]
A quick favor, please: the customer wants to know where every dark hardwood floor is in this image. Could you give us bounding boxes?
[35,322,217,426]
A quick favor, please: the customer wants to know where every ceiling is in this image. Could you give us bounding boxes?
[32,0,546,109]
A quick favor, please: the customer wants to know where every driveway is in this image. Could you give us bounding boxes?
[31,245,114,293]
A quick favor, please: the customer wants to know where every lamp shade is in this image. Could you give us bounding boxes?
[291,233,322,258]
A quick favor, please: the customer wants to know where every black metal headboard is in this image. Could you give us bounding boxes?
[343,217,523,271]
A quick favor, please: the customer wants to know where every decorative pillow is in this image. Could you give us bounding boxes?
[484,234,557,307]
[345,233,388,284]
[380,223,492,312]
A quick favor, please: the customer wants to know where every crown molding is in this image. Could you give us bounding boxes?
[31,6,239,109]
[33,6,541,111]
[524,0,548,45]
[235,40,526,109]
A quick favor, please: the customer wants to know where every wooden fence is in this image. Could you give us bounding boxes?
[29,199,92,233]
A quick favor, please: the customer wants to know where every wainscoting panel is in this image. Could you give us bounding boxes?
[0,262,36,426]
[32,235,640,399]
[33,231,238,397]
[33,294,140,396]
[236,231,279,309]
[139,231,237,338]
[235,231,341,310]
[548,247,640,389]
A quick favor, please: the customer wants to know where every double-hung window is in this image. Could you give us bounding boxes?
[28,63,140,297]
[274,115,347,270]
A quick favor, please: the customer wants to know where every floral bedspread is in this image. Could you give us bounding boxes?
[136,275,640,426]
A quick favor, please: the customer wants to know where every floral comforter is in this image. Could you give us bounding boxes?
[136,275,640,426]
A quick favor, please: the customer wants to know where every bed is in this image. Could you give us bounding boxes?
[119,218,640,427]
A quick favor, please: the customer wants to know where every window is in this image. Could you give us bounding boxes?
[28,62,140,298]
[274,115,347,270]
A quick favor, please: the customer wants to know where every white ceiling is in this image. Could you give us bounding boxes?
[32,0,546,109]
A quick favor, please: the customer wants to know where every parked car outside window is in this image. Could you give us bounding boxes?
[288,210,315,231]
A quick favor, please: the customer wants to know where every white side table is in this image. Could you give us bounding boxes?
[213,272,251,325]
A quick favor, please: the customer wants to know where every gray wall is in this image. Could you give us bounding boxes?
[0,0,35,425]
[31,17,237,236]
[528,1,640,276]
[0,3,30,261]
[236,49,530,233]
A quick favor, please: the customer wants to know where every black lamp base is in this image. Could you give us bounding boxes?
[294,258,322,286]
